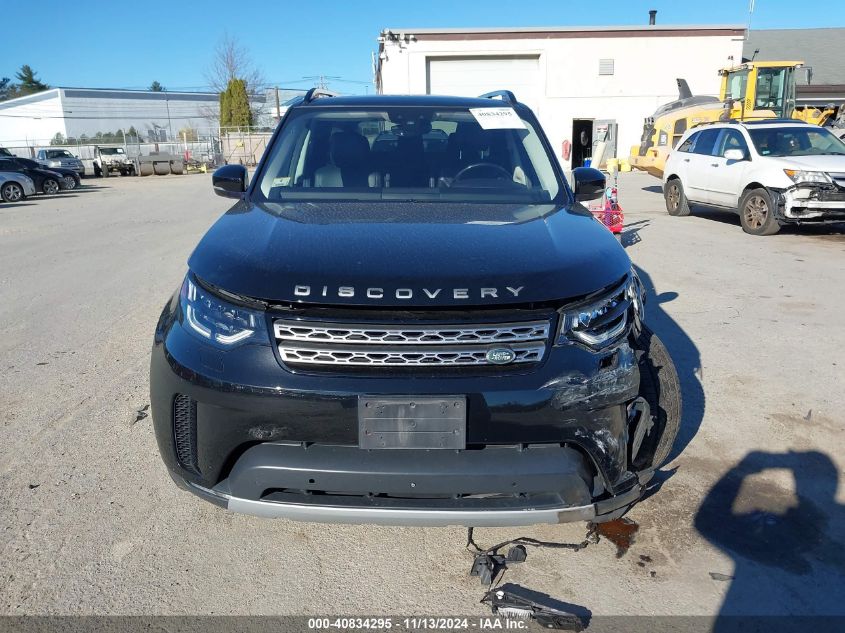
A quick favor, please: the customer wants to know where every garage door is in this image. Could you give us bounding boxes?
[426,56,541,113]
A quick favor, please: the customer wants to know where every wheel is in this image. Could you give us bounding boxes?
[62,175,77,190]
[42,178,60,195]
[739,187,781,236]
[139,162,154,177]
[1,182,24,202]
[664,178,690,216]
[153,161,170,175]
[93,163,102,178]
[633,324,682,469]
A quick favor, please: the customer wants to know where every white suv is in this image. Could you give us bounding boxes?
[662,120,845,235]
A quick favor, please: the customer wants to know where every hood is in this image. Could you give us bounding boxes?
[33,168,62,178]
[767,155,845,173]
[188,201,631,307]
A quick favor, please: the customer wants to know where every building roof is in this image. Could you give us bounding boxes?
[744,28,845,86]
[383,24,746,40]
[0,86,221,110]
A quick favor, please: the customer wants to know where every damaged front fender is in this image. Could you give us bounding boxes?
[774,183,845,221]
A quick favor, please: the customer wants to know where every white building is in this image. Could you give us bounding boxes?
[0,87,294,148]
[375,23,745,168]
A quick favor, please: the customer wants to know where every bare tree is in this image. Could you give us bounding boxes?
[205,33,266,97]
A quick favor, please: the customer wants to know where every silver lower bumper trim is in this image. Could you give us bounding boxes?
[227,496,597,526]
[186,481,643,527]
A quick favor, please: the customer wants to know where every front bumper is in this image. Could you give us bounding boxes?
[151,293,652,526]
[780,185,845,221]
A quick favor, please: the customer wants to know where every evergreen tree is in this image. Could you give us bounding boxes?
[0,77,11,101]
[227,78,253,130]
[14,65,49,96]
[149,81,164,92]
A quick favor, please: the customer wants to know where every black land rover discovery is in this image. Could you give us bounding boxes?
[150,90,681,526]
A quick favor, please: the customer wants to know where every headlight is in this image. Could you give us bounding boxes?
[783,169,832,185]
[180,276,268,347]
[557,272,642,348]
[48,160,61,167]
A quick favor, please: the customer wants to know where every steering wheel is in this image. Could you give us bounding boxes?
[453,162,512,182]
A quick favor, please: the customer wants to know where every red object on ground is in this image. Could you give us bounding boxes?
[591,186,624,233]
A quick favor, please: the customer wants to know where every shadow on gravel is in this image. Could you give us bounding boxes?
[696,450,845,630]
[686,207,845,237]
[628,263,704,462]
[35,194,79,201]
[620,220,650,248]
[0,202,36,209]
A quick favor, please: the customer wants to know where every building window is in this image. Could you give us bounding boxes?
[599,59,615,76]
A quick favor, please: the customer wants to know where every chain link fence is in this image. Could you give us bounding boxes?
[2,125,278,174]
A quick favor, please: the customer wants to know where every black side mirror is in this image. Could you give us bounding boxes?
[572,167,606,202]
[212,164,248,198]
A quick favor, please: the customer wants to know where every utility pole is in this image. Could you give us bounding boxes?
[303,75,340,91]
[164,88,174,142]
[275,86,281,122]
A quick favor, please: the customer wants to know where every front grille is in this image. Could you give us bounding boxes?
[274,318,551,368]
[173,394,199,474]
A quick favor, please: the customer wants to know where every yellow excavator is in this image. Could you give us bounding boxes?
[630,61,844,178]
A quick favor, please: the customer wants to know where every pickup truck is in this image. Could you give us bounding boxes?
[36,148,85,176]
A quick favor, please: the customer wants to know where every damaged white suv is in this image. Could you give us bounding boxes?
[663,120,845,235]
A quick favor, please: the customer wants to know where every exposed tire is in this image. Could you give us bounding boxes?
[1,182,24,202]
[634,324,682,469]
[42,178,60,195]
[739,187,781,236]
[139,162,154,177]
[169,160,184,175]
[63,175,77,190]
[153,161,170,176]
[664,178,691,216]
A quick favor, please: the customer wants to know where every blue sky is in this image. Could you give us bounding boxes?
[3,0,842,95]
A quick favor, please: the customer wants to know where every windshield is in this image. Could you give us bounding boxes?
[256,106,562,203]
[100,148,124,155]
[749,127,845,157]
[46,150,73,158]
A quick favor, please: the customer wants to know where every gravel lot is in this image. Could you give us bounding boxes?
[1,172,844,623]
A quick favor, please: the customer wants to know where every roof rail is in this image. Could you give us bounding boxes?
[742,118,812,125]
[479,90,517,104]
[302,88,339,104]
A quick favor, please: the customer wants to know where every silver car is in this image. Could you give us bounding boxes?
[0,172,37,202]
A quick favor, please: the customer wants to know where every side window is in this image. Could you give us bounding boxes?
[692,129,721,156]
[0,158,16,170]
[671,119,688,148]
[715,129,749,157]
[676,133,697,153]
[726,70,749,102]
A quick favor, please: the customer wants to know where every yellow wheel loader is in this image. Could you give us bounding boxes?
[630,61,843,178]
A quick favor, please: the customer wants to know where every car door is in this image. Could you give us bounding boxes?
[706,129,752,208]
[0,158,22,177]
[684,128,721,204]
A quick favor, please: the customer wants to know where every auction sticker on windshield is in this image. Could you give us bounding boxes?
[470,107,526,130]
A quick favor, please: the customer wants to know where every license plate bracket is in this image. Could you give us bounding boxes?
[358,396,467,449]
